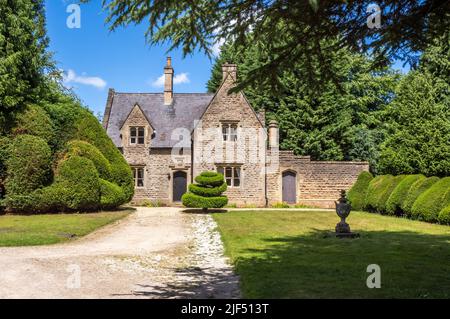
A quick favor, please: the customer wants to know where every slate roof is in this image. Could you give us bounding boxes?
[105,92,214,148]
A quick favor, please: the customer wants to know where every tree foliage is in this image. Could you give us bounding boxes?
[208,40,397,165]
[83,0,449,92]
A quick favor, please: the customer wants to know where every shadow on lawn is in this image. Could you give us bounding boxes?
[233,229,450,299]
[113,266,240,299]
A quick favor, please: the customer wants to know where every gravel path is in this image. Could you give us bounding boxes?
[0,207,240,299]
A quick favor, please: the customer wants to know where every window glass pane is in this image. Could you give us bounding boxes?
[138,137,144,144]
[222,126,228,141]
[138,127,145,137]
[133,168,136,180]
[130,127,137,136]
[130,137,136,144]
[217,167,224,176]
[225,167,232,178]
[226,178,232,186]
[234,179,240,187]
[138,169,144,179]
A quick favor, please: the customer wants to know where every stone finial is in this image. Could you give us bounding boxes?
[164,57,174,105]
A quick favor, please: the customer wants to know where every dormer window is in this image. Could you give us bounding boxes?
[222,123,238,142]
[130,127,145,145]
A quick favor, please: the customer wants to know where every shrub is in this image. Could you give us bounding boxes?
[0,136,10,199]
[348,171,373,211]
[385,174,424,216]
[403,176,440,216]
[271,202,291,208]
[67,140,112,181]
[12,104,54,143]
[182,192,228,209]
[411,177,450,222]
[365,175,399,213]
[5,135,51,196]
[183,171,228,210]
[74,110,134,201]
[99,179,126,210]
[438,205,450,225]
[54,156,100,211]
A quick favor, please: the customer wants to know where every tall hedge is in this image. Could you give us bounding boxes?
[411,177,450,222]
[403,176,440,216]
[67,140,112,181]
[438,205,450,225]
[74,110,134,202]
[365,175,405,213]
[5,135,51,195]
[53,156,101,211]
[386,174,424,216]
[12,104,54,143]
[348,171,373,210]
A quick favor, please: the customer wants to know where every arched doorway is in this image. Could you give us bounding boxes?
[282,171,297,204]
[173,171,187,202]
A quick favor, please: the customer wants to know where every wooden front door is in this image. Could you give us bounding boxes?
[282,171,296,204]
[173,171,187,202]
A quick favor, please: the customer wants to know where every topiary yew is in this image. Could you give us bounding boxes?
[403,176,440,216]
[347,171,373,211]
[182,171,228,211]
[411,177,450,222]
[386,174,424,216]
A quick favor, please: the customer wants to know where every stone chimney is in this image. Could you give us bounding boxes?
[268,120,279,149]
[164,57,174,105]
[222,63,237,82]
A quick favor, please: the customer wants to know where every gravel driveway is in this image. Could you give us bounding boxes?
[0,207,240,299]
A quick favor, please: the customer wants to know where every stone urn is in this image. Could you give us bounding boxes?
[335,190,352,234]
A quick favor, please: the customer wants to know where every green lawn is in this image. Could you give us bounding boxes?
[213,210,450,299]
[0,210,132,247]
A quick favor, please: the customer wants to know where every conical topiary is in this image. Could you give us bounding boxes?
[182,171,228,211]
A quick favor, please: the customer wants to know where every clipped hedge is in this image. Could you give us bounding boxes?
[67,140,112,181]
[403,176,440,216]
[194,172,226,187]
[12,104,54,143]
[99,179,126,210]
[348,171,373,211]
[365,175,402,213]
[411,177,450,222]
[74,110,134,202]
[386,174,424,216]
[188,182,227,197]
[5,135,52,195]
[438,205,450,224]
[183,171,228,210]
[182,193,228,209]
[54,156,101,211]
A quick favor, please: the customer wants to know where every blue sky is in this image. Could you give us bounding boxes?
[45,0,216,116]
[45,1,409,117]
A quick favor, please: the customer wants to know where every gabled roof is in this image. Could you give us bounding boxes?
[105,92,214,148]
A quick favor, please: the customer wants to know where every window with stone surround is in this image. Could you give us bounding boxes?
[130,127,145,145]
[217,166,241,187]
[221,122,238,142]
[132,167,145,188]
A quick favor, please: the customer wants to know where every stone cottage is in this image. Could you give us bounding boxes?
[103,58,369,208]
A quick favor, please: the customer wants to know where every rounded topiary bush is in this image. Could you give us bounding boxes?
[348,171,373,211]
[183,171,228,210]
[74,110,134,202]
[365,175,404,213]
[12,104,54,143]
[411,177,450,222]
[403,176,440,217]
[67,140,112,181]
[5,134,52,196]
[54,156,101,211]
[386,174,424,216]
[438,205,450,225]
[99,179,126,210]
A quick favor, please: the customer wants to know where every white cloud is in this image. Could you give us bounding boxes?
[151,72,190,88]
[63,69,107,89]
[212,39,225,56]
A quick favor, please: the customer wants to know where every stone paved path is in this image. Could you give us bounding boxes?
[0,207,240,299]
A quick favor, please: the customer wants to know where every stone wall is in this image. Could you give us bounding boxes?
[267,150,369,208]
